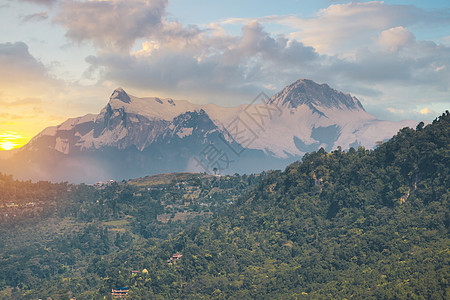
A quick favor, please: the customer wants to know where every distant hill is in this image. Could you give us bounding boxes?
[128,172,213,187]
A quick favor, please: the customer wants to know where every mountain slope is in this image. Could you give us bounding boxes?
[0,79,420,182]
[95,111,449,298]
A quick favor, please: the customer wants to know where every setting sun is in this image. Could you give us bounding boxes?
[1,141,14,151]
[0,132,27,151]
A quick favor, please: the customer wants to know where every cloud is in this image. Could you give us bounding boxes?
[55,0,168,51]
[331,39,450,88]
[0,113,26,120]
[81,5,449,118]
[0,97,43,108]
[222,21,318,67]
[257,1,449,55]
[0,42,55,125]
[377,26,415,52]
[0,41,108,141]
[8,0,449,124]
[0,42,50,86]
[237,3,450,109]
[419,107,436,115]
[22,11,49,22]
[387,107,405,114]
[364,99,447,123]
[85,21,321,105]
[50,0,449,102]
[0,93,49,125]
[18,0,57,6]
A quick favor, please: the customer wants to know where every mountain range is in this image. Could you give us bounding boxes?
[0,79,419,183]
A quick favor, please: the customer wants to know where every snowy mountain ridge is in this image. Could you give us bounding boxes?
[270,79,365,111]
[2,78,420,182]
[28,79,415,157]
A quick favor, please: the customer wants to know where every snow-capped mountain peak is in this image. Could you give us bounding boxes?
[2,78,420,183]
[105,89,199,121]
[269,79,365,111]
[110,87,131,103]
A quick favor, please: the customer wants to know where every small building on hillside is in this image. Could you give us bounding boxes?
[168,253,182,264]
[171,253,182,260]
[112,287,129,298]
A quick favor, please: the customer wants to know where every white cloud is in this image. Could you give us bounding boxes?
[419,107,436,115]
[387,107,405,114]
[55,0,168,51]
[251,1,448,57]
[435,65,446,72]
[377,26,415,52]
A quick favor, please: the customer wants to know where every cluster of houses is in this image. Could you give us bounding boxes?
[92,180,116,188]
[1,201,45,219]
[2,201,42,208]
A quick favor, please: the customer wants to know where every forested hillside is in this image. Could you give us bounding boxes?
[96,111,449,299]
[0,172,261,299]
[0,112,448,299]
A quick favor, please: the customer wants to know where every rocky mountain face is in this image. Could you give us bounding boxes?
[0,79,419,183]
[269,79,364,111]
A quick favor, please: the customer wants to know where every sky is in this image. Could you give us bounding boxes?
[0,0,449,150]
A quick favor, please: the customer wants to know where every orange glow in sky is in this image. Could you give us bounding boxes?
[0,132,28,151]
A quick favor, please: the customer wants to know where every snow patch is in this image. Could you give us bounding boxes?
[58,114,95,131]
[39,126,57,137]
[55,137,70,154]
[176,127,193,138]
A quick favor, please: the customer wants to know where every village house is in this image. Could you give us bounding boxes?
[168,253,182,264]
[112,287,129,298]
[171,253,182,260]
